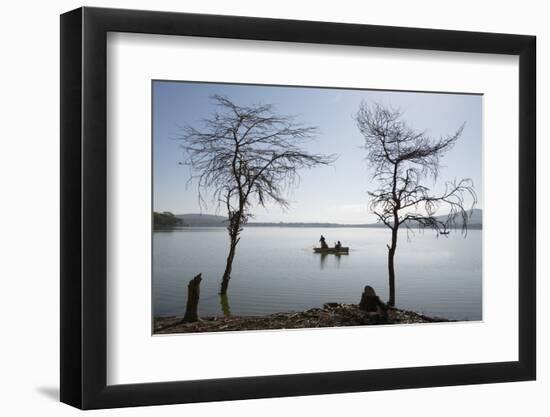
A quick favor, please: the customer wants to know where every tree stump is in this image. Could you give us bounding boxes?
[359,286,380,312]
[359,285,389,321]
[183,273,202,322]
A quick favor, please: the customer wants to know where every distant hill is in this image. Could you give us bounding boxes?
[153,211,184,228]
[176,213,228,227]
[174,208,482,228]
[434,208,482,229]
[385,208,482,230]
[248,209,482,229]
[246,222,356,228]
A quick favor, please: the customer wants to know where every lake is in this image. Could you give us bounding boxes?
[153,227,482,321]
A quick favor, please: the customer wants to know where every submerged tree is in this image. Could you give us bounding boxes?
[355,102,477,306]
[180,95,336,295]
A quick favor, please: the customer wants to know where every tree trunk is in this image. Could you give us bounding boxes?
[387,226,398,307]
[183,273,202,322]
[220,237,237,295]
[220,209,242,295]
[387,163,399,308]
[220,294,231,317]
[220,205,245,295]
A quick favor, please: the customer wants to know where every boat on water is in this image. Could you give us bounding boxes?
[313,247,350,254]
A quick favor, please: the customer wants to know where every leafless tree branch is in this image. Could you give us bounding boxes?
[355,102,477,306]
[179,95,337,294]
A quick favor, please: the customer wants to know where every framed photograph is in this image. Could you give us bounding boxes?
[60,6,536,409]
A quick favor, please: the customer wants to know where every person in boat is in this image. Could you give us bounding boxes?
[335,241,342,250]
[319,235,328,249]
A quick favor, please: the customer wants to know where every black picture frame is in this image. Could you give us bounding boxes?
[60,6,536,410]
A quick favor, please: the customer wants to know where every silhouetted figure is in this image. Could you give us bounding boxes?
[335,241,342,250]
[319,235,328,249]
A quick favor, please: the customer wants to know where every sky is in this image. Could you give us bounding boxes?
[153,81,482,224]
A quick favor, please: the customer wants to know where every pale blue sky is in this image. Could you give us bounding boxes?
[153,81,482,224]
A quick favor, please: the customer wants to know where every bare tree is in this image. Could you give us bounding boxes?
[355,102,477,306]
[180,95,336,295]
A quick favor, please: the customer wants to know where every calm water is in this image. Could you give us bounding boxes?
[153,227,482,321]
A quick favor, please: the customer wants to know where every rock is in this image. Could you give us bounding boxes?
[359,286,389,322]
[359,286,381,312]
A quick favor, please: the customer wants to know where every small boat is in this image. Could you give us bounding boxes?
[440,231,450,235]
[313,247,350,254]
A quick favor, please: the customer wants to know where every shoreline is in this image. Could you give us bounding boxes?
[154,303,453,334]
[154,224,483,231]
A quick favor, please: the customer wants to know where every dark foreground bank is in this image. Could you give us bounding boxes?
[154,303,451,334]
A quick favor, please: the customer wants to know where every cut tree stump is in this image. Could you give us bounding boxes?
[359,286,380,312]
[359,285,389,321]
[183,273,202,322]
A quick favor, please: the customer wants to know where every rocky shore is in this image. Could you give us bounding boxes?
[154,302,451,334]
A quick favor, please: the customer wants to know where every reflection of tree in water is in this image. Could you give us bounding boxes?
[220,294,231,317]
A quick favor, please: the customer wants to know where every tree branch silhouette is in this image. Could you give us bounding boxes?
[355,102,477,306]
[179,95,336,294]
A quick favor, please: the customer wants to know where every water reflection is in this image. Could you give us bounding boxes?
[317,252,344,270]
[319,252,328,269]
[154,227,482,321]
[220,294,232,317]
[335,253,342,269]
